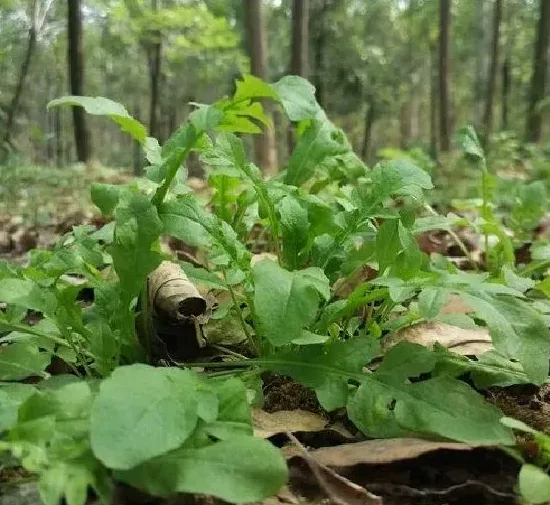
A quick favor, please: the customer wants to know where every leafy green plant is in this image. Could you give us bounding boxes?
[1,75,550,504]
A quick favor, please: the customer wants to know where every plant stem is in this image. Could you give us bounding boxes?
[424,203,479,271]
[223,271,260,356]
[151,146,191,207]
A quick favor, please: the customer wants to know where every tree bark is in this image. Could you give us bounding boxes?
[482,0,502,144]
[483,0,502,143]
[438,0,451,152]
[244,0,278,175]
[501,55,510,130]
[526,0,550,143]
[146,0,162,139]
[288,0,309,154]
[1,27,37,158]
[68,0,90,163]
[430,44,439,159]
[361,99,376,163]
[311,0,329,107]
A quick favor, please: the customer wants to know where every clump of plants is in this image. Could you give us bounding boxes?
[1,75,550,505]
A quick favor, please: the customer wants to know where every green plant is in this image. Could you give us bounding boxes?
[1,75,550,504]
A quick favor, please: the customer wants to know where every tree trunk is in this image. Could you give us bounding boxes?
[526,0,550,143]
[482,0,502,144]
[244,0,278,175]
[147,0,162,139]
[361,99,376,162]
[1,27,37,157]
[311,0,329,107]
[430,44,439,159]
[68,0,90,163]
[438,0,451,152]
[501,55,510,130]
[288,0,309,154]
[399,102,411,149]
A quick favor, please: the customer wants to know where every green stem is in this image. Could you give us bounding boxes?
[424,203,479,272]
[223,272,260,356]
[151,147,191,207]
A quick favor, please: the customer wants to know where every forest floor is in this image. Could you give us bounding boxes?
[1,164,550,505]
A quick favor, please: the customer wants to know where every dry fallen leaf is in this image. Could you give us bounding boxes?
[287,433,383,505]
[382,321,492,357]
[310,438,481,468]
[148,261,206,321]
[253,409,327,439]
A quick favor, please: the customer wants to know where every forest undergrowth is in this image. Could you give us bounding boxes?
[2,76,550,505]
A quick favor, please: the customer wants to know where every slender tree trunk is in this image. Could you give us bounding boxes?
[68,0,90,163]
[399,102,411,149]
[288,0,309,154]
[502,55,510,130]
[482,0,502,144]
[1,27,37,157]
[439,0,451,152]
[147,0,162,139]
[430,44,439,159]
[526,0,550,143]
[361,99,376,162]
[311,0,329,107]
[244,0,278,175]
[474,0,486,124]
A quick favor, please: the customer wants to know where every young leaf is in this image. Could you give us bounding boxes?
[279,196,310,270]
[233,74,279,102]
[418,288,449,319]
[376,219,401,274]
[253,261,329,346]
[0,278,56,315]
[47,96,150,147]
[117,436,288,504]
[0,343,51,381]
[285,114,350,186]
[109,190,164,302]
[90,365,199,470]
[519,464,550,504]
[371,160,433,202]
[90,184,122,217]
[271,75,320,121]
[456,125,485,162]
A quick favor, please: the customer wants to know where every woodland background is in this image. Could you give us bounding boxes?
[0,0,549,175]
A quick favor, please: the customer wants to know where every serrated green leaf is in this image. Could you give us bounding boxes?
[265,337,379,411]
[233,74,278,102]
[91,365,199,470]
[503,265,536,293]
[271,76,320,121]
[160,198,213,248]
[418,288,449,319]
[109,191,164,302]
[48,96,148,144]
[278,196,310,270]
[285,114,350,186]
[117,436,287,504]
[253,261,327,346]
[457,125,485,162]
[350,374,514,445]
[0,383,36,432]
[371,160,433,202]
[461,293,550,384]
[376,219,401,274]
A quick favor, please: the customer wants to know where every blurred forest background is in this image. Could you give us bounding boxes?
[0,0,549,175]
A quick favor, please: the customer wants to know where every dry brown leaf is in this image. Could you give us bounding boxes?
[148,261,206,322]
[311,438,481,468]
[382,321,492,357]
[251,253,278,267]
[287,433,383,505]
[440,293,474,315]
[253,409,327,439]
